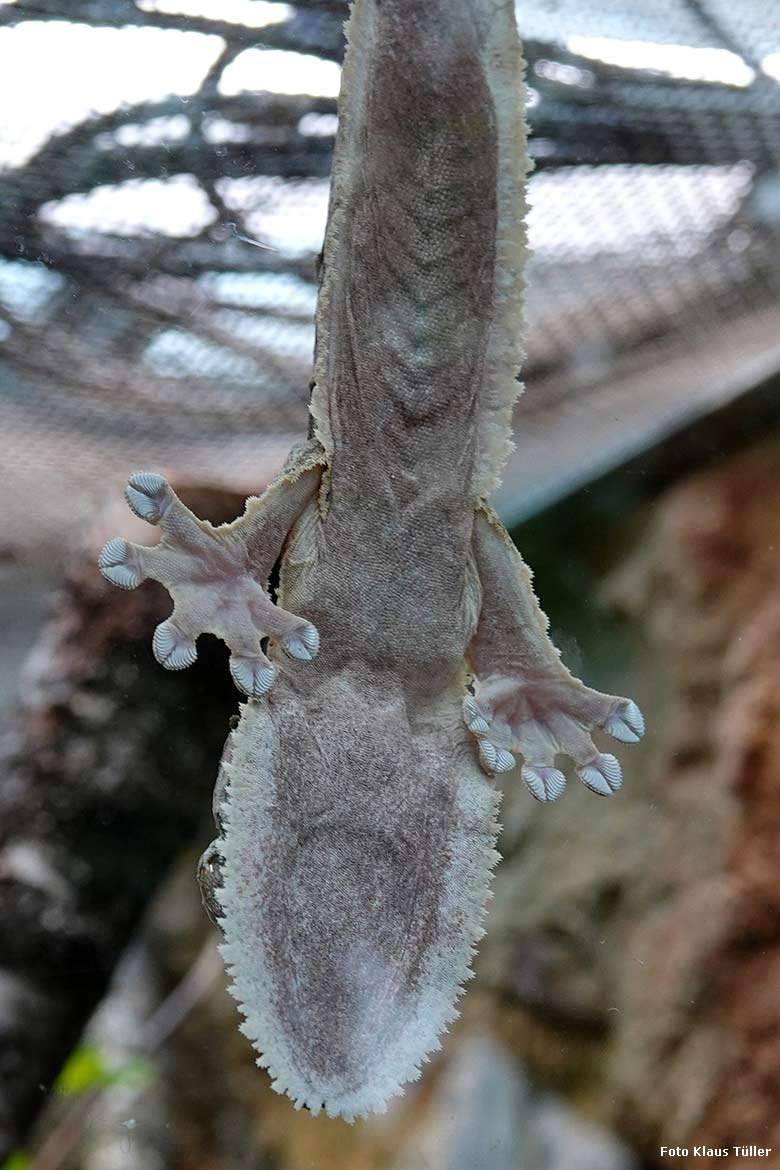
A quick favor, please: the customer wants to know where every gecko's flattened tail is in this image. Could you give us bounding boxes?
[218,679,500,1120]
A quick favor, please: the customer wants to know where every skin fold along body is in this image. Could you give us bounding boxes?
[99,0,645,1122]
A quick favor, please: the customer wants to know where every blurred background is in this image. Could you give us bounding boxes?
[1,1,780,1167]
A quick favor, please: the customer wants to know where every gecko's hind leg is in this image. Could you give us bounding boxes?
[98,445,326,697]
[464,504,644,802]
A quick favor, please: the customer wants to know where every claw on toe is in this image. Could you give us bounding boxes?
[604,699,645,744]
[522,765,567,802]
[230,656,275,698]
[153,621,198,671]
[98,537,141,590]
[282,623,320,662]
[578,752,622,797]
[125,471,168,524]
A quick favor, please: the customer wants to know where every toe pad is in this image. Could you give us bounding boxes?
[125,471,168,524]
[230,656,275,698]
[477,739,516,776]
[604,699,645,743]
[522,766,567,802]
[578,753,622,796]
[153,621,198,671]
[282,623,320,661]
[98,537,141,590]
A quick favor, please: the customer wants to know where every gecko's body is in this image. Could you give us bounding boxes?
[99,0,644,1120]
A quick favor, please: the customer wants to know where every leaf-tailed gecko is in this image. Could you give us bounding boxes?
[98,0,644,1122]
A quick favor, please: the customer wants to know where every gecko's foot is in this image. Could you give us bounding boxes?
[98,471,320,698]
[463,686,644,802]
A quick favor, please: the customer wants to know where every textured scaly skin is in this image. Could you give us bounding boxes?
[99,0,644,1120]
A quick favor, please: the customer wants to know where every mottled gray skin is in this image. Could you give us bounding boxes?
[100,0,644,1120]
[307,2,496,694]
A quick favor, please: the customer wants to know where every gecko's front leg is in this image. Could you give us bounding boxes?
[464,503,644,802]
[98,444,325,697]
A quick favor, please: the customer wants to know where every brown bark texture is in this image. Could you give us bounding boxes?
[480,435,780,1168]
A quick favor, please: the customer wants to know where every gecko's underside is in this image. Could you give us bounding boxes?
[99,0,644,1120]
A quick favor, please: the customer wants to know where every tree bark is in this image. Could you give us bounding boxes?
[479,435,780,1168]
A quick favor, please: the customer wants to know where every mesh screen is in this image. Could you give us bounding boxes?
[1,0,779,558]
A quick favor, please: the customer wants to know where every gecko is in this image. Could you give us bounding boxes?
[98,0,644,1122]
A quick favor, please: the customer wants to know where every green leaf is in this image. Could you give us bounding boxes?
[56,1044,110,1095]
[1,1151,32,1170]
[55,1044,157,1097]
[106,1057,156,1088]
